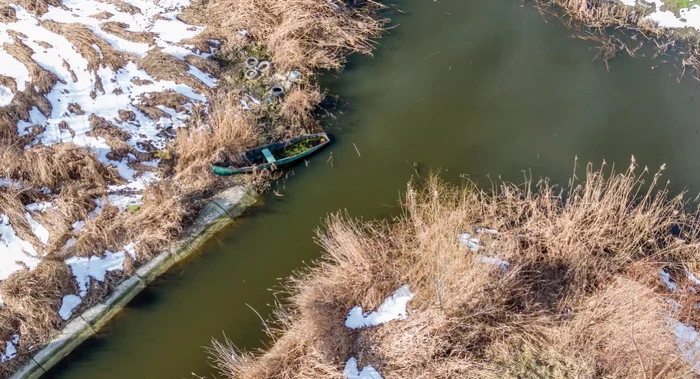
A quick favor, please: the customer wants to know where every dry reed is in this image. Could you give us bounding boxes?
[203,0,385,70]
[210,160,700,378]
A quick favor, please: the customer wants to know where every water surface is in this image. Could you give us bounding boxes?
[46,0,700,377]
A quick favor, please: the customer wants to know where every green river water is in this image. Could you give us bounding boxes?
[46,0,700,377]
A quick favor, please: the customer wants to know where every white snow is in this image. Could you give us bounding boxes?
[660,268,677,291]
[25,212,50,245]
[345,285,415,329]
[72,220,86,233]
[0,214,40,280]
[476,227,498,234]
[188,65,217,88]
[0,0,217,257]
[343,357,383,379]
[0,85,13,106]
[634,0,700,31]
[688,270,700,286]
[25,202,52,212]
[59,294,82,320]
[477,254,510,271]
[65,248,129,296]
[458,233,481,252]
[672,321,700,370]
[0,334,19,363]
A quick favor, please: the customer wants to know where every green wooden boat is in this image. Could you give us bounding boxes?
[211,133,331,175]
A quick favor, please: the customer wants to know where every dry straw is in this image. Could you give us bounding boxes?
[209,161,700,378]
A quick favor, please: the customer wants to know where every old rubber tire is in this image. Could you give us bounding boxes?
[257,60,271,72]
[245,57,259,68]
[245,69,260,80]
[270,86,285,97]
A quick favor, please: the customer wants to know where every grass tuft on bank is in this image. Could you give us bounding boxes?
[210,160,700,378]
[0,0,385,374]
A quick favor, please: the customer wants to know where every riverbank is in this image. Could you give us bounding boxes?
[11,185,257,379]
[211,164,700,378]
[533,0,700,74]
[0,0,384,376]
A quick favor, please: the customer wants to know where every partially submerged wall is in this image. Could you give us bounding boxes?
[10,185,258,379]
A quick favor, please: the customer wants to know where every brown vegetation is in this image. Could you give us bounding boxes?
[280,85,324,130]
[211,162,700,378]
[199,0,384,70]
[0,260,76,345]
[175,92,260,191]
[0,0,386,375]
[41,21,128,72]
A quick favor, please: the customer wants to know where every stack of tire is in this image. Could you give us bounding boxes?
[244,57,271,80]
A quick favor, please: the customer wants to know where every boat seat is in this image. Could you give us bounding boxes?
[262,148,277,163]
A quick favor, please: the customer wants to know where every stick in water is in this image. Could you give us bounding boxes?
[353,143,361,157]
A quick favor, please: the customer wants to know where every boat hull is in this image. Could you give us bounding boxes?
[211,133,330,176]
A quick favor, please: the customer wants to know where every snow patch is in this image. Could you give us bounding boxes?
[59,294,82,320]
[343,357,383,379]
[0,334,19,363]
[0,85,13,107]
[638,0,700,32]
[458,233,481,252]
[477,254,510,271]
[65,248,128,296]
[188,65,217,88]
[0,214,40,280]
[25,212,50,245]
[672,321,700,370]
[345,285,415,329]
[660,268,677,291]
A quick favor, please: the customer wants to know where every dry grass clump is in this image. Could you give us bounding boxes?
[211,161,700,378]
[0,260,76,345]
[0,0,61,17]
[204,0,385,70]
[99,21,156,44]
[41,21,128,72]
[174,92,260,190]
[138,49,213,94]
[0,144,122,190]
[280,85,324,131]
[0,186,44,248]
[127,181,185,259]
[65,181,185,260]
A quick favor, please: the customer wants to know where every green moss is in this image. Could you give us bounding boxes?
[496,347,569,379]
[126,205,140,213]
[278,137,324,158]
[667,0,696,11]
[242,43,271,61]
[155,150,171,160]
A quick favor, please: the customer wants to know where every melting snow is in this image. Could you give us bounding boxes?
[617,0,700,31]
[343,357,383,379]
[477,255,510,271]
[458,233,481,252]
[688,270,700,286]
[0,215,40,280]
[345,285,414,329]
[65,248,130,297]
[660,269,677,291]
[0,334,19,363]
[672,321,700,370]
[59,294,82,320]
[25,212,50,245]
[0,0,219,282]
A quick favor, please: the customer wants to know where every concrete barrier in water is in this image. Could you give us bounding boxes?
[10,185,259,379]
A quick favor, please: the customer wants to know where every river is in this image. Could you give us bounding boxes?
[45,0,700,377]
